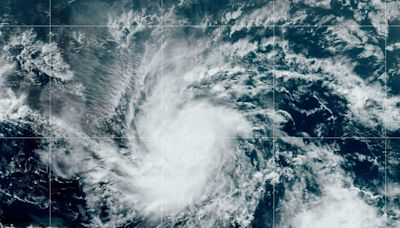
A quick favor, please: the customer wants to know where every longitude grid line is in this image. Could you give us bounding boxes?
[272,0,276,227]
[384,1,387,227]
[160,0,164,225]
[48,0,52,226]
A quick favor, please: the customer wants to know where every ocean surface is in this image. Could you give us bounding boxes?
[0,0,399,227]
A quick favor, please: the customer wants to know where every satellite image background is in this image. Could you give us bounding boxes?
[0,0,399,227]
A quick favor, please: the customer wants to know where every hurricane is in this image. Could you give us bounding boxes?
[0,0,400,227]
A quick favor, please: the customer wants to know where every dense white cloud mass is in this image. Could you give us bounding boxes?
[276,139,385,228]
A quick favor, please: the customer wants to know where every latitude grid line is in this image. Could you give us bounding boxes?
[0,2,395,227]
[0,24,395,28]
[1,136,400,139]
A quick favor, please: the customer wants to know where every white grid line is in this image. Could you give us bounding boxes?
[384,1,388,227]
[272,0,276,227]
[2,136,400,139]
[0,24,395,28]
[48,0,52,226]
[160,0,165,225]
